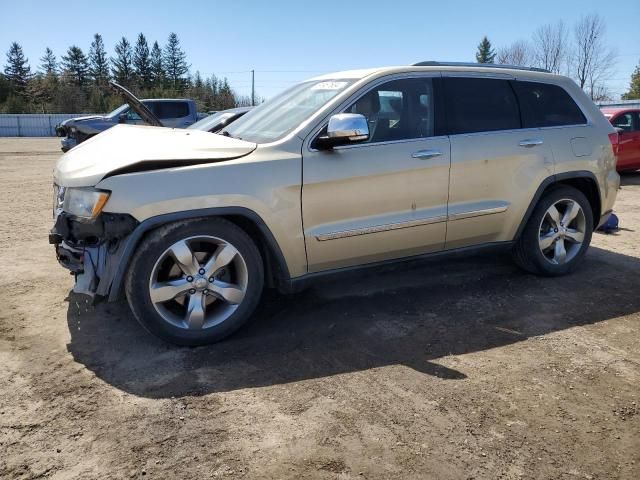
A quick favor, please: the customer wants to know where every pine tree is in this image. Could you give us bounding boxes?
[61,46,89,86]
[39,48,57,75]
[187,71,207,110]
[88,34,109,84]
[133,33,152,89]
[0,73,12,104]
[475,36,496,64]
[150,41,164,88]
[217,78,236,109]
[202,75,218,111]
[4,42,32,95]
[111,37,133,86]
[193,70,204,89]
[163,33,189,90]
[622,61,640,100]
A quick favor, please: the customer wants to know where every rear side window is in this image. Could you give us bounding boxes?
[512,81,586,128]
[155,101,190,119]
[444,77,520,134]
[612,113,635,133]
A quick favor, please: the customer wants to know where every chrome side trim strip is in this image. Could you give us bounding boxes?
[315,215,447,241]
[316,206,508,241]
[447,206,508,221]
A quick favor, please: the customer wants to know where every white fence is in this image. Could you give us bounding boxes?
[0,114,98,137]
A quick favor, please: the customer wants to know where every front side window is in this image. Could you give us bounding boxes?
[224,79,356,143]
[343,77,435,143]
[513,81,586,128]
[444,77,520,134]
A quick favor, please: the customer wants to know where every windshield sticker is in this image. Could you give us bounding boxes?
[311,81,349,90]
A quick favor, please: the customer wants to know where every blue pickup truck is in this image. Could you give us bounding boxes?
[55,82,206,152]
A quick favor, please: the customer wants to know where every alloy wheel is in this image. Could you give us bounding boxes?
[148,236,248,330]
[538,199,586,265]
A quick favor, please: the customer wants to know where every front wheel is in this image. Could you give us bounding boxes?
[125,218,264,346]
[513,185,593,276]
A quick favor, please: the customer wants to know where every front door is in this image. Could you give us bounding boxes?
[302,76,451,272]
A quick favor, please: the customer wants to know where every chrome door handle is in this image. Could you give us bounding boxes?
[412,149,442,159]
[519,139,544,147]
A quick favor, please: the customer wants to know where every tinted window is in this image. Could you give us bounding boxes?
[142,101,158,117]
[513,81,586,128]
[445,77,520,134]
[156,101,189,119]
[344,77,435,143]
[612,113,634,133]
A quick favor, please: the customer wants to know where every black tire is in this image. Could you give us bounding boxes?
[512,185,593,276]
[125,217,264,346]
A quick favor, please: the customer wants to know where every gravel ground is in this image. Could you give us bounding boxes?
[0,138,638,480]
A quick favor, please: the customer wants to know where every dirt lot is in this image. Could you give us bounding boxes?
[0,138,638,480]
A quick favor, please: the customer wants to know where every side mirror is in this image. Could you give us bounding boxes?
[118,113,128,124]
[316,113,369,149]
[615,127,625,135]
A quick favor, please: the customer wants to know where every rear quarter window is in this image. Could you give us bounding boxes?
[512,81,586,128]
[156,101,190,119]
[444,77,520,135]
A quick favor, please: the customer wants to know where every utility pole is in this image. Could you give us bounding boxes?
[251,69,255,106]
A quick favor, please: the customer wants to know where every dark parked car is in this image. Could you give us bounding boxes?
[55,82,205,152]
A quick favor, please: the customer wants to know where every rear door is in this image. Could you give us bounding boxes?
[443,76,554,249]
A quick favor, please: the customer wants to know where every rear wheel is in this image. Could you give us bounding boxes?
[125,218,264,346]
[513,186,593,276]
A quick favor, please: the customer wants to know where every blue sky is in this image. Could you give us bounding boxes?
[2,0,639,99]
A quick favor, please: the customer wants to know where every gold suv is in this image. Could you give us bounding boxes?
[50,62,620,345]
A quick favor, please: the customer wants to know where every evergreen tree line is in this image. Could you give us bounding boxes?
[0,33,253,114]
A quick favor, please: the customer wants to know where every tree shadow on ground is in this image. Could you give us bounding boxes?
[66,246,640,398]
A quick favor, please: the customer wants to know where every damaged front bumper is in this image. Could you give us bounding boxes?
[50,211,138,301]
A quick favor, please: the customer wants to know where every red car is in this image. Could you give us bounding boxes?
[601,107,640,172]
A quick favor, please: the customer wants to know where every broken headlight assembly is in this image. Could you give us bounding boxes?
[62,188,111,220]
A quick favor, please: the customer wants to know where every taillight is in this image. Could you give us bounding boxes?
[608,132,620,156]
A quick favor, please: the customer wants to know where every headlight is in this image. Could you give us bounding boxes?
[62,188,110,220]
[53,184,66,219]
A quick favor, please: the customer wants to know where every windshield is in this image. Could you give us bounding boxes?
[223,79,355,143]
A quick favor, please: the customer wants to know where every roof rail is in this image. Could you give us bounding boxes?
[412,61,551,73]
